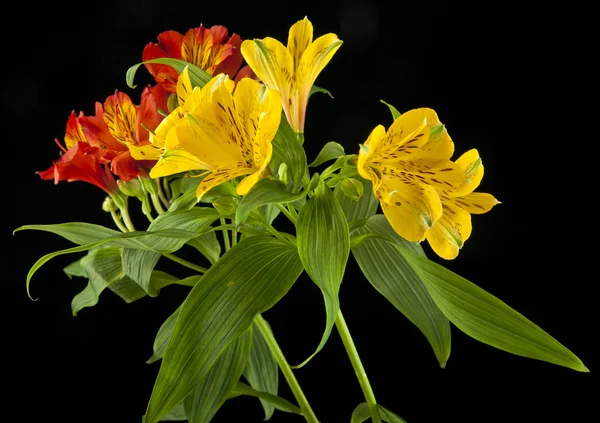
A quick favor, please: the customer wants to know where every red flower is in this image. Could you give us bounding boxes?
[38,141,118,195]
[143,25,244,93]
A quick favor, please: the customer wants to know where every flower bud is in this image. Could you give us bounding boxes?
[339,178,364,201]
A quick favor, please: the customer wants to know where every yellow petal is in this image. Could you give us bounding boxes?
[128,142,162,161]
[241,38,293,101]
[176,67,194,110]
[450,192,500,214]
[150,106,185,150]
[288,17,313,67]
[149,148,206,178]
[357,124,386,181]
[298,33,342,89]
[199,73,235,104]
[378,159,466,193]
[414,125,454,161]
[454,148,484,195]
[196,166,254,199]
[236,169,263,195]
[104,93,137,146]
[426,201,472,260]
[378,177,443,242]
[373,108,431,160]
[175,113,242,169]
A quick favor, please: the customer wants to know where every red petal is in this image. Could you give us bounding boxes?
[136,86,163,144]
[151,84,171,115]
[214,33,243,77]
[110,150,143,182]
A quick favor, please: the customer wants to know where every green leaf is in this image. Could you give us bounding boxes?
[159,404,187,421]
[148,306,182,364]
[183,329,251,423]
[121,249,162,296]
[309,85,333,99]
[308,142,345,168]
[271,113,308,191]
[228,381,302,415]
[187,232,221,264]
[380,100,401,120]
[169,191,198,212]
[144,236,304,423]
[126,58,212,89]
[236,178,305,226]
[394,243,589,372]
[378,404,407,423]
[15,222,121,246]
[107,277,147,303]
[352,215,451,366]
[350,403,371,423]
[72,248,124,315]
[295,180,350,367]
[63,259,86,279]
[335,179,379,222]
[244,321,279,420]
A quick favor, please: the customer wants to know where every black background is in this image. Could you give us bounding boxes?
[5,0,596,422]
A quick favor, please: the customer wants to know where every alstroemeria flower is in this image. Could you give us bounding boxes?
[425,149,500,259]
[358,108,466,243]
[241,17,342,133]
[143,25,244,93]
[149,74,282,199]
[38,141,118,195]
[103,87,164,172]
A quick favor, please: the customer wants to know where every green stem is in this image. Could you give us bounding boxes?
[231,229,237,247]
[150,192,166,215]
[120,202,136,232]
[254,314,319,423]
[275,204,297,224]
[109,206,129,233]
[335,310,381,423]
[161,177,172,202]
[163,253,207,274]
[157,177,170,208]
[220,218,231,251]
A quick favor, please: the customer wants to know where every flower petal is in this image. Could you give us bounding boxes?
[110,150,143,181]
[450,192,500,215]
[236,169,263,195]
[357,124,386,180]
[79,103,125,152]
[298,33,342,89]
[104,92,137,146]
[380,159,466,193]
[454,148,484,196]
[64,111,87,149]
[288,17,313,67]
[426,202,473,260]
[136,87,163,144]
[378,177,443,242]
[196,166,254,199]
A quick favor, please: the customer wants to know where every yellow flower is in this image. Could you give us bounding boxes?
[358,108,467,243]
[425,149,500,259]
[149,73,282,199]
[241,17,342,133]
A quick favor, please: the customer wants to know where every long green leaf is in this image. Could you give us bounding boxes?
[380,100,401,120]
[296,180,350,367]
[271,114,308,192]
[159,404,187,421]
[236,178,305,226]
[335,179,379,223]
[107,277,147,303]
[144,236,304,423]
[244,321,279,420]
[15,222,122,246]
[72,248,124,315]
[378,404,407,423]
[187,232,221,264]
[352,215,451,366]
[121,249,162,296]
[126,58,212,89]
[228,381,302,415]
[148,306,182,364]
[309,141,345,168]
[183,329,251,423]
[394,244,589,372]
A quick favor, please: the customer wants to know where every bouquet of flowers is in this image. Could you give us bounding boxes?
[16,17,588,423]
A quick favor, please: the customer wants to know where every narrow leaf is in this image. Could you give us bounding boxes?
[228,381,302,415]
[187,232,221,264]
[159,404,187,421]
[144,236,304,423]
[309,85,333,99]
[271,114,308,191]
[15,222,121,246]
[309,142,345,168]
[378,404,407,423]
[296,180,350,367]
[394,243,589,372]
[352,215,451,366]
[127,58,212,89]
[121,249,162,296]
[236,178,305,226]
[335,179,379,222]
[183,329,252,423]
[63,259,86,278]
[148,306,182,364]
[107,276,148,303]
[380,100,401,120]
[244,321,279,420]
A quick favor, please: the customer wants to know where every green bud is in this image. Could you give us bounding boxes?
[339,178,364,201]
[102,196,114,212]
[167,93,179,114]
[141,177,160,196]
[277,163,289,185]
[212,196,238,216]
[118,178,145,198]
